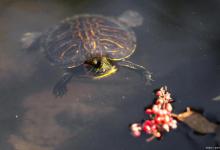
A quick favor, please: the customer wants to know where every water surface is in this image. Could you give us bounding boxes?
[0,0,220,150]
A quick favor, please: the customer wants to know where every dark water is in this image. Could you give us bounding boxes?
[0,0,220,150]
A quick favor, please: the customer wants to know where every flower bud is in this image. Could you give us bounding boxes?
[143,121,151,132]
[144,125,152,133]
[170,123,177,129]
[130,123,142,137]
[158,109,164,116]
[165,103,173,112]
[171,119,177,125]
[131,131,141,137]
[155,116,162,124]
[162,124,170,132]
[130,123,142,131]
[152,105,159,113]
[162,109,168,115]
[165,93,171,100]
[164,115,170,123]
[154,132,161,138]
[145,109,152,114]
[151,124,157,132]
[144,120,151,126]
[156,91,162,97]
[151,120,155,124]
[156,98,164,104]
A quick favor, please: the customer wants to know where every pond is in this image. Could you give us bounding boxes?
[0,0,220,150]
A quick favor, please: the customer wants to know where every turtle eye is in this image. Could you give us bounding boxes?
[93,59,98,64]
[94,60,101,68]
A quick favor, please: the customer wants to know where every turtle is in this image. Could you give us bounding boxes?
[21,10,153,96]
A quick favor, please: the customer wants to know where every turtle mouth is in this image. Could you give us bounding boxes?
[84,56,117,79]
[93,65,118,79]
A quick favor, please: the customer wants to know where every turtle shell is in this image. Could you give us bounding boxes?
[43,14,137,68]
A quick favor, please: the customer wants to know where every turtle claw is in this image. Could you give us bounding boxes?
[53,84,67,97]
[143,71,154,85]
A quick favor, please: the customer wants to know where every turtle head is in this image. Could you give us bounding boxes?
[84,56,118,79]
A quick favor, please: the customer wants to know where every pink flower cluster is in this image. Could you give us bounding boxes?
[130,86,177,142]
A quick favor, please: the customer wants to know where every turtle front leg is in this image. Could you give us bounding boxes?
[118,60,153,85]
[53,71,74,97]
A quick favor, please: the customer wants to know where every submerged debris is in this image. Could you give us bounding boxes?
[172,107,219,134]
[213,95,220,101]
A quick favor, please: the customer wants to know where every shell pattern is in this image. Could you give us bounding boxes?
[43,15,136,68]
